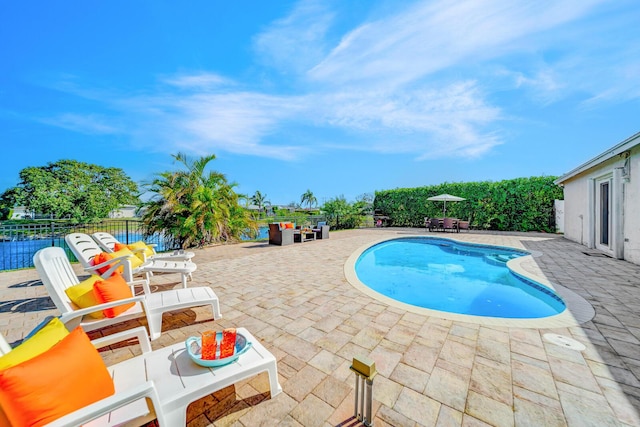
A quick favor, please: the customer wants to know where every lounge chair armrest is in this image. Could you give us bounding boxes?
[90,326,152,353]
[59,295,145,324]
[44,381,162,427]
[128,278,152,294]
[86,254,132,278]
[90,254,132,270]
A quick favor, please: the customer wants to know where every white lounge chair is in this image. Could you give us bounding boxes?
[66,232,197,288]
[91,231,195,262]
[0,325,281,426]
[33,246,221,340]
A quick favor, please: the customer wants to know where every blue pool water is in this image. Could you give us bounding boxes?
[355,237,565,318]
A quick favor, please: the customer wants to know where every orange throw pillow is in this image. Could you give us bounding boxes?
[92,273,136,318]
[113,242,128,251]
[285,223,295,229]
[91,251,124,275]
[0,327,115,427]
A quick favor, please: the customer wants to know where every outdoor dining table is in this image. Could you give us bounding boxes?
[432,218,459,232]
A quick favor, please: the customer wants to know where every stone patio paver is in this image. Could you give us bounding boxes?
[2,228,640,426]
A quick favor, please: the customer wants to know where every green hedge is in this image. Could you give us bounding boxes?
[373,176,563,232]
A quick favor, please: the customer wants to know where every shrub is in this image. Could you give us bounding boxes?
[373,176,562,232]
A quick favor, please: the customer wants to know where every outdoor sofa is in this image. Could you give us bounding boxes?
[268,223,295,246]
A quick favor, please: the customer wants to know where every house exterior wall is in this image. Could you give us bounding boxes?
[562,171,592,247]
[560,144,640,264]
[624,146,640,264]
[554,200,564,234]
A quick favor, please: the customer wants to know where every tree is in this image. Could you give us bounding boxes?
[322,195,367,230]
[355,193,374,215]
[140,153,257,248]
[0,160,139,221]
[300,189,317,210]
[250,190,270,216]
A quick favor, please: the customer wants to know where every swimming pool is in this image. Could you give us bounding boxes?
[353,237,565,319]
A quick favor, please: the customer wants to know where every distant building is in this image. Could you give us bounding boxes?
[10,206,32,219]
[109,205,139,218]
[555,131,640,263]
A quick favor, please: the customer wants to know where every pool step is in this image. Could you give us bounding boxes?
[484,254,519,266]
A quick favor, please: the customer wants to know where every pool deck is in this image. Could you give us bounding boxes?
[1,228,640,426]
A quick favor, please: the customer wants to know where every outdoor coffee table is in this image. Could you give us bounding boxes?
[294,229,316,242]
[107,327,282,426]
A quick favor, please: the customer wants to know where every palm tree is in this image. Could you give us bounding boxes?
[140,152,257,248]
[251,190,270,217]
[300,189,317,210]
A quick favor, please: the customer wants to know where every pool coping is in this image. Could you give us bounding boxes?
[343,234,595,328]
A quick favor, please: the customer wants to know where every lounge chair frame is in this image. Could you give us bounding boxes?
[91,231,195,262]
[33,246,220,340]
[66,233,196,288]
[0,325,281,426]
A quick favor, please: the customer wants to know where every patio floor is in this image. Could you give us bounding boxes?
[1,228,639,426]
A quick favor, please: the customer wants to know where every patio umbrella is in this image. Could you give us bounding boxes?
[427,193,466,217]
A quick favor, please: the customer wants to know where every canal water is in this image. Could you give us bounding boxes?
[0,227,270,271]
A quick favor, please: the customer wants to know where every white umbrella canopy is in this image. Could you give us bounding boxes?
[427,193,466,217]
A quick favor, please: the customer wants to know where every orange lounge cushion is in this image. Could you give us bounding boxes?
[92,273,136,318]
[0,327,115,427]
[91,251,124,275]
[113,242,128,252]
[64,275,105,319]
[0,408,8,427]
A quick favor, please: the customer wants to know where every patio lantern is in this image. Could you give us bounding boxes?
[350,356,377,426]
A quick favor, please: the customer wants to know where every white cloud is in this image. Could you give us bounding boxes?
[163,73,232,90]
[39,113,118,135]
[309,0,604,88]
[121,84,308,160]
[253,0,335,75]
[318,81,498,131]
[37,0,638,163]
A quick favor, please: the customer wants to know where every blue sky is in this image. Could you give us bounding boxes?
[1,1,639,206]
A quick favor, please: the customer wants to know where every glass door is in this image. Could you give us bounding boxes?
[595,178,611,252]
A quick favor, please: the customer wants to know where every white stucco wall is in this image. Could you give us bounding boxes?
[623,146,640,264]
[554,200,564,234]
[562,179,589,246]
[559,144,640,264]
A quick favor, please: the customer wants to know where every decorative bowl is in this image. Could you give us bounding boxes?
[185,332,251,367]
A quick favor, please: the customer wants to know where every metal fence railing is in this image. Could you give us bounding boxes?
[0,215,349,272]
[0,220,175,272]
